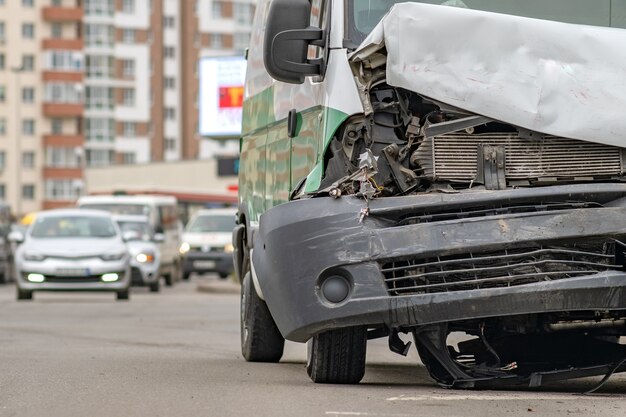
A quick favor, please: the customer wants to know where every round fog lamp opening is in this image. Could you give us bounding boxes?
[321,276,350,304]
[102,273,119,282]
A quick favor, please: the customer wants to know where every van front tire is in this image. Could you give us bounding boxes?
[240,272,284,362]
[306,327,367,384]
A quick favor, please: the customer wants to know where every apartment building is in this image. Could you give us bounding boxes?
[0,0,254,216]
[0,0,85,215]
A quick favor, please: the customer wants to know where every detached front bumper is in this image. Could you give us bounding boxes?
[252,184,626,342]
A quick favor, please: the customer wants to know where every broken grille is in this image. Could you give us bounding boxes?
[414,134,624,182]
[381,243,620,295]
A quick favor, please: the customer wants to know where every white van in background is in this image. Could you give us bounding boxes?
[77,195,182,286]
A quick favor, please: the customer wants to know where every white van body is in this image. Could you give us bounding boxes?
[77,195,182,285]
[236,0,626,388]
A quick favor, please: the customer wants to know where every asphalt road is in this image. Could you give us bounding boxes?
[1,277,625,417]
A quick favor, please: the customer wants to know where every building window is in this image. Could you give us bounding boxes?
[45,83,83,104]
[0,185,5,200]
[22,151,35,169]
[47,51,83,71]
[22,0,34,7]
[120,152,136,165]
[122,29,136,43]
[234,3,253,25]
[164,46,175,58]
[86,149,114,166]
[0,53,5,70]
[22,119,35,135]
[22,87,35,103]
[210,33,224,48]
[86,117,114,142]
[86,86,114,109]
[0,118,5,136]
[22,23,35,39]
[165,138,176,151]
[85,54,112,78]
[234,32,251,51]
[22,54,35,71]
[122,88,135,106]
[164,77,175,89]
[46,147,80,168]
[212,1,223,18]
[122,59,134,77]
[22,185,35,200]
[85,23,114,46]
[51,118,63,135]
[45,179,82,200]
[0,22,5,43]
[122,0,135,13]
[0,85,5,102]
[51,23,63,39]
[165,107,175,120]
[122,122,136,136]
[0,151,5,170]
[163,16,175,28]
[51,0,62,6]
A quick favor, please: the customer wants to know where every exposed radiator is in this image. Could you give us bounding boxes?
[414,133,625,182]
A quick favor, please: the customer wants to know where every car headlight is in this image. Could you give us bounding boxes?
[24,253,46,262]
[224,243,234,254]
[179,242,190,255]
[101,252,126,261]
[136,252,155,263]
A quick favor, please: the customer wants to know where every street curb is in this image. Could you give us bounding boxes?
[196,281,240,295]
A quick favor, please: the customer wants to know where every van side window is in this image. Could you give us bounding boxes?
[158,206,178,232]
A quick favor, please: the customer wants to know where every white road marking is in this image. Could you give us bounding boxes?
[386,393,603,401]
[326,413,414,416]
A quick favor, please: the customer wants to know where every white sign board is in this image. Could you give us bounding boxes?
[199,56,247,137]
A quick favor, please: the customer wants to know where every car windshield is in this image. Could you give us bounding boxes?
[31,216,117,239]
[346,0,626,46]
[186,215,234,233]
[81,203,151,216]
[116,221,153,241]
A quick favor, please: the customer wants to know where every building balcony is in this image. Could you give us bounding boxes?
[43,167,84,180]
[42,38,84,50]
[42,200,77,210]
[43,71,84,83]
[43,134,85,147]
[43,103,84,117]
[42,6,84,22]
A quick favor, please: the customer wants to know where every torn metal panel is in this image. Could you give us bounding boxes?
[351,3,626,147]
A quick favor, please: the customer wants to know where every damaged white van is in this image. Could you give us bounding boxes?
[234,0,626,389]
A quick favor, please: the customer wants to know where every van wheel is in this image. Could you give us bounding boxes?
[17,288,33,301]
[240,272,284,362]
[149,280,160,292]
[306,327,367,384]
[116,290,130,300]
[183,271,191,280]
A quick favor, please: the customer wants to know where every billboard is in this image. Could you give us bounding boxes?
[199,56,247,137]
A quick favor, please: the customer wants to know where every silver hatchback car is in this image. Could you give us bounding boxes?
[11,209,131,301]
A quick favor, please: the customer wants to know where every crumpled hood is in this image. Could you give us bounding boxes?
[182,232,231,248]
[351,3,626,147]
[22,237,124,258]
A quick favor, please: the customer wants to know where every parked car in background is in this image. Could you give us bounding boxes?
[11,209,131,301]
[0,203,13,283]
[114,215,163,293]
[77,195,182,286]
[180,208,236,280]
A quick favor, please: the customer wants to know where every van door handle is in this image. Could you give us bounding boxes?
[288,109,297,138]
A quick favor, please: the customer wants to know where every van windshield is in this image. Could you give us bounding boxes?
[346,0,626,46]
[81,203,151,217]
[186,215,234,233]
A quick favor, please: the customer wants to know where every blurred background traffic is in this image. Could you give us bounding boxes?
[0,0,251,298]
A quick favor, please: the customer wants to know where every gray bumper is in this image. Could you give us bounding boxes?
[252,184,626,342]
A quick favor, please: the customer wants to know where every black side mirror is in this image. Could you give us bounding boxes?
[263,0,325,84]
